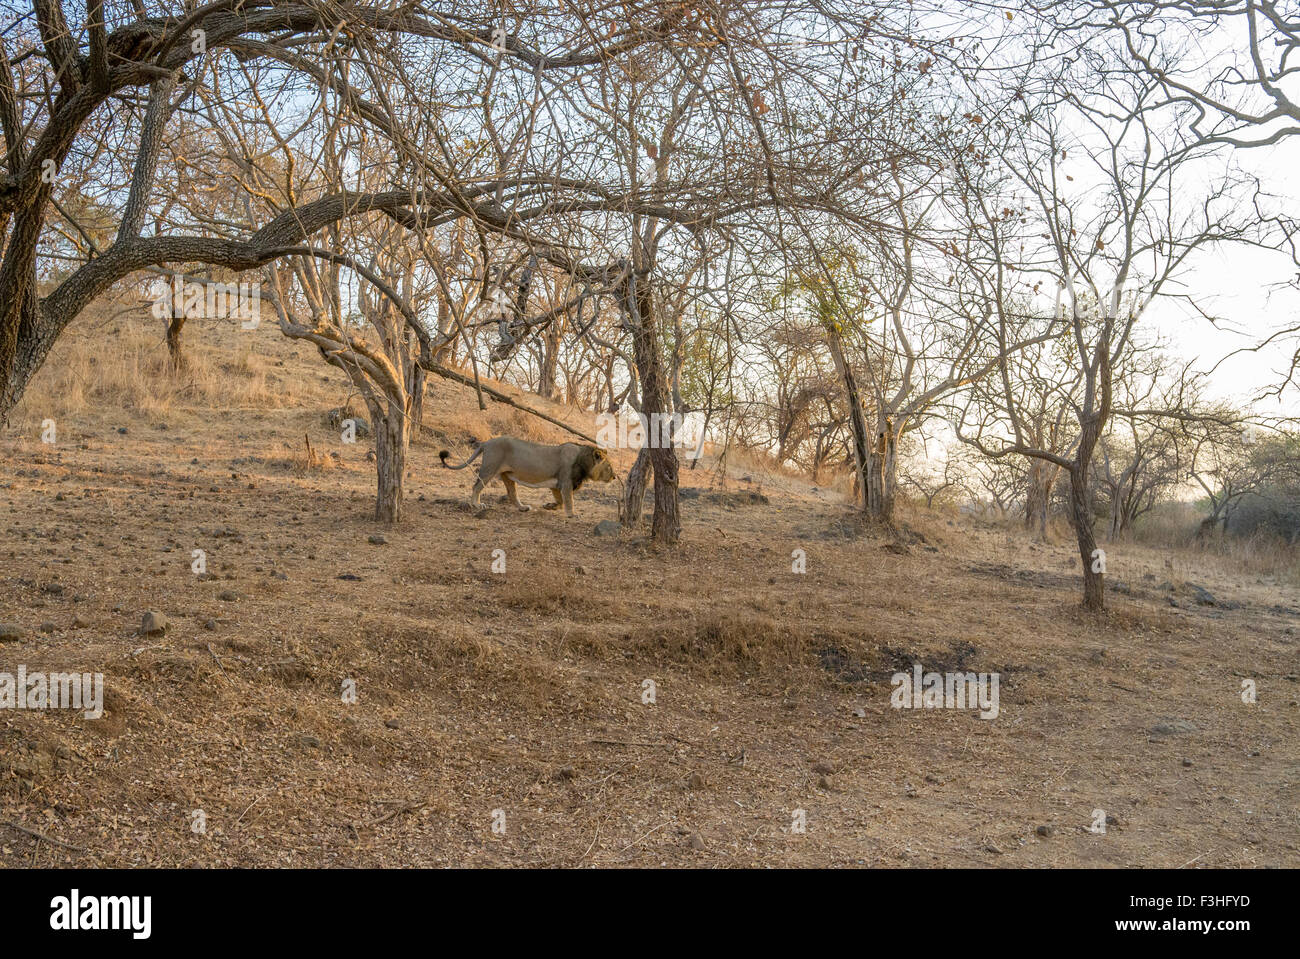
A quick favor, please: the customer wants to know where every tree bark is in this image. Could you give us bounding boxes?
[1069,464,1104,609]
[1025,460,1055,541]
[538,321,560,400]
[865,417,897,522]
[165,313,186,372]
[624,274,679,543]
[622,444,652,526]
[370,401,408,524]
[826,326,871,512]
[406,344,425,441]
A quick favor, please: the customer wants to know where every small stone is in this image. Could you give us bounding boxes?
[818,775,832,790]
[368,534,387,545]
[1150,719,1198,736]
[687,772,706,790]
[811,760,835,775]
[1036,825,1055,838]
[39,621,56,634]
[1182,758,1194,767]
[71,614,89,628]
[594,519,621,536]
[117,427,128,435]
[556,765,577,781]
[384,719,400,729]
[140,610,168,635]
[689,831,706,851]
[203,619,217,631]
[217,590,238,602]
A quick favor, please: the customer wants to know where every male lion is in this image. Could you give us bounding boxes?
[439,436,617,516]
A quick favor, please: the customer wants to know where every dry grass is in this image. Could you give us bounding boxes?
[1,304,1298,868]
[12,309,310,431]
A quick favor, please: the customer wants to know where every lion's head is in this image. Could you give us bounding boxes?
[572,445,617,489]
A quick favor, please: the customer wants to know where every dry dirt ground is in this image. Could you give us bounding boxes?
[1,313,1298,867]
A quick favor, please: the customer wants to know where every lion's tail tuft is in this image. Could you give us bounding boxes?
[440,445,483,470]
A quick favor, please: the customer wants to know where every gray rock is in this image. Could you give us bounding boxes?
[594,519,621,536]
[325,408,370,436]
[0,623,27,642]
[1150,718,1198,736]
[140,610,169,635]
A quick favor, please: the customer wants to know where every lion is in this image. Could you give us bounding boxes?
[439,436,617,516]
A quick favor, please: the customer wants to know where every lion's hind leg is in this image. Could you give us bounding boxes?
[469,448,504,510]
[470,465,499,509]
[501,474,531,511]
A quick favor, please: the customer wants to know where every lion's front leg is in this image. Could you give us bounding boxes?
[542,488,563,511]
[560,482,575,517]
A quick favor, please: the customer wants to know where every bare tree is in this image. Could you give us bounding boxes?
[957,54,1265,608]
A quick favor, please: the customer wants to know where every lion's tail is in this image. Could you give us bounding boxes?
[439,444,483,470]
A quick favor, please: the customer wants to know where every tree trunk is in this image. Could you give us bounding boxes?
[1107,491,1124,542]
[406,359,425,442]
[1025,460,1054,541]
[624,274,680,544]
[826,326,871,511]
[865,419,897,523]
[371,403,408,524]
[538,323,560,400]
[622,445,652,526]
[1070,465,1104,609]
[648,439,680,542]
[165,313,187,372]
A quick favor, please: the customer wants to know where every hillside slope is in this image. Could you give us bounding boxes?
[1,309,1298,867]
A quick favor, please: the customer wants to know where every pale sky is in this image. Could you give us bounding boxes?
[1145,133,1300,416]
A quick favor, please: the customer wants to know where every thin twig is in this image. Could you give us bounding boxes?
[1,819,88,852]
